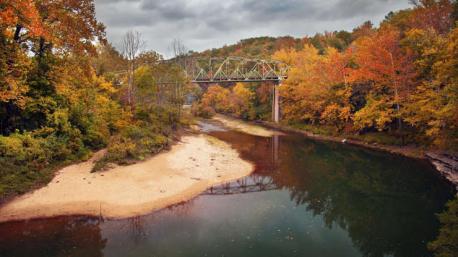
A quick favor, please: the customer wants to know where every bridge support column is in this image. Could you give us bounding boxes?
[272,84,280,123]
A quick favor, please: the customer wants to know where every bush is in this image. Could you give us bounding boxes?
[0,129,91,199]
[0,133,48,167]
[191,104,215,118]
[92,123,169,172]
[82,126,109,149]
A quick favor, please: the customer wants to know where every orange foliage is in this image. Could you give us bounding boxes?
[0,0,44,38]
[1,0,105,54]
[200,85,232,113]
[348,26,417,130]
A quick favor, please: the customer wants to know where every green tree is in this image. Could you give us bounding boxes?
[429,197,458,257]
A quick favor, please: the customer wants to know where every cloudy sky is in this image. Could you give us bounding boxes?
[95,0,411,57]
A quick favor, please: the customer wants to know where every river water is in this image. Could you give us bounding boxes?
[0,121,455,257]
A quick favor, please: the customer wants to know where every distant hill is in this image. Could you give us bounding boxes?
[188,36,304,59]
[188,28,358,60]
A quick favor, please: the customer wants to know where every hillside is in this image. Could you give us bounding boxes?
[188,26,362,59]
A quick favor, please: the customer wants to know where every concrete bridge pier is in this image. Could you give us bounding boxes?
[272,83,280,123]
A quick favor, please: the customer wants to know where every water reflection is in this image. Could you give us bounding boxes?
[207,130,455,257]
[0,216,106,257]
[204,175,278,195]
[0,126,455,257]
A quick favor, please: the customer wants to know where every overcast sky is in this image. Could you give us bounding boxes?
[94,0,411,58]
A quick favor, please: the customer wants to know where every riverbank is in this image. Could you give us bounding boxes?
[255,120,458,187]
[213,114,280,137]
[0,134,253,222]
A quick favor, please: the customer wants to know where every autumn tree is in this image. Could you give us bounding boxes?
[273,44,351,130]
[273,45,322,122]
[0,0,44,41]
[0,0,42,112]
[4,0,105,58]
[408,0,454,35]
[137,50,163,67]
[200,85,232,113]
[352,21,375,41]
[0,0,106,134]
[402,26,458,149]
[348,26,417,132]
[231,83,255,119]
[93,43,126,76]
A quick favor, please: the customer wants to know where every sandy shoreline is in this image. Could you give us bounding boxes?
[213,114,280,137]
[0,134,253,222]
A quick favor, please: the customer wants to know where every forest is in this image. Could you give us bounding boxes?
[194,0,458,152]
[0,0,189,198]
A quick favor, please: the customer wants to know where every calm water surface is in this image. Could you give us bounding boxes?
[0,122,455,257]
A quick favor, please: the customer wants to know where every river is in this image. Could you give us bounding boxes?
[0,120,455,257]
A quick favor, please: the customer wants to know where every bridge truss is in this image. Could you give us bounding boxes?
[157,56,287,122]
[172,57,288,84]
[203,175,279,195]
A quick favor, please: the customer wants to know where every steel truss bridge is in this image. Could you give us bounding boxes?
[203,175,279,195]
[148,57,288,122]
[169,57,287,122]
[171,57,288,84]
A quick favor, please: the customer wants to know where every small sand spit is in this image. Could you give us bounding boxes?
[0,135,253,222]
[213,115,278,137]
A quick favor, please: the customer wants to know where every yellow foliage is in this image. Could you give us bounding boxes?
[231,83,255,118]
[275,44,351,126]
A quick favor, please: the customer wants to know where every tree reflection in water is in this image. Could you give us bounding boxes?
[210,130,455,257]
[0,216,106,257]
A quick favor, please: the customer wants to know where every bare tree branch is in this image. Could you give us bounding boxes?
[121,30,145,107]
[169,38,187,58]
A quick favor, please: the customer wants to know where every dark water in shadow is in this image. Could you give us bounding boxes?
[0,122,455,257]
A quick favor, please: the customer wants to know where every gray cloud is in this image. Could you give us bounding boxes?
[94,0,411,58]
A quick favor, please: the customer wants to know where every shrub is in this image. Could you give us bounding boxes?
[92,123,169,172]
[191,104,215,118]
[0,129,91,199]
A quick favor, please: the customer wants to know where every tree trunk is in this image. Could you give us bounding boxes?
[389,53,402,132]
[13,25,22,42]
